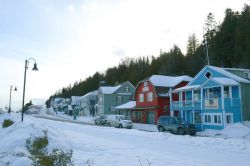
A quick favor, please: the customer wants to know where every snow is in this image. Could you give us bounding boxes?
[1,113,250,166]
[173,85,201,92]
[99,85,121,94]
[211,77,239,86]
[209,65,250,84]
[197,123,250,139]
[115,101,136,110]
[149,75,192,87]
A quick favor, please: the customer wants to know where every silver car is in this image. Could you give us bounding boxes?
[106,115,133,129]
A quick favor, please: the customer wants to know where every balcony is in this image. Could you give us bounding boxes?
[172,97,240,110]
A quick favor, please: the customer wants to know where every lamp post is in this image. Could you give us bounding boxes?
[21,58,38,122]
[8,85,17,114]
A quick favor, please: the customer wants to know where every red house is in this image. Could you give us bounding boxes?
[132,75,192,124]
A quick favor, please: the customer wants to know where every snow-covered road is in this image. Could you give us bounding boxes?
[0,113,250,166]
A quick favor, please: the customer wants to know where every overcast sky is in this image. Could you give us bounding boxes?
[0,0,249,110]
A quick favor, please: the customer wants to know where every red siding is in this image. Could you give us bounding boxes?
[132,80,189,124]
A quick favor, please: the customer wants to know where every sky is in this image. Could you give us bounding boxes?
[0,0,249,110]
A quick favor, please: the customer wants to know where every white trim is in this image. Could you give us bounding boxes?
[203,113,223,126]
[226,113,233,124]
[239,84,243,121]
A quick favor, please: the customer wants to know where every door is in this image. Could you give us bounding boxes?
[146,111,155,124]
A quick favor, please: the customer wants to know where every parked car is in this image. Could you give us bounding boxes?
[157,116,196,135]
[106,115,133,129]
[94,115,107,125]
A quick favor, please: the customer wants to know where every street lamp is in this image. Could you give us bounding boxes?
[21,58,38,122]
[8,85,17,114]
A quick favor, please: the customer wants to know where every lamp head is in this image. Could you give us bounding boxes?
[32,63,38,71]
[14,87,17,91]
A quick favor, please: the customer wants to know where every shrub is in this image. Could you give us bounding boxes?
[2,119,14,128]
[26,130,73,166]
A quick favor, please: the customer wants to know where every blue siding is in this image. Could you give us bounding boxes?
[203,80,220,88]
[174,66,244,131]
[232,86,239,98]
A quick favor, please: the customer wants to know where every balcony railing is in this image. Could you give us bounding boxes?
[172,97,240,110]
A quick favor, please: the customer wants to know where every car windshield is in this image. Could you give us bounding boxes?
[118,116,128,120]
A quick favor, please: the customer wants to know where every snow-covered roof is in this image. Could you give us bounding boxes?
[115,101,136,110]
[99,85,121,94]
[71,96,81,105]
[149,75,192,87]
[77,90,98,101]
[211,77,239,86]
[173,85,201,92]
[209,66,250,84]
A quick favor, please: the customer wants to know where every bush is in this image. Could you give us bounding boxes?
[2,119,14,128]
[26,130,73,166]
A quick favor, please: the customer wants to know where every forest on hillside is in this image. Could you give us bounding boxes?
[46,5,250,106]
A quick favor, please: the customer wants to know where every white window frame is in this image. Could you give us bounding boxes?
[213,114,222,125]
[147,92,153,102]
[203,114,212,124]
[116,96,123,103]
[244,72,249,79]
[226,113,233,124]
[203,113,223,125]
[125,86,130,93]
[139,93,144,102]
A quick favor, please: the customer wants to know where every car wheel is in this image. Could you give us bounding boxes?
[119,124,123,128]
[177,128,185,135]
[158,126,165,132]
[107,123,111,127]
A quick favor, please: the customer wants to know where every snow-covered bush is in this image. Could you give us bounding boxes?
[2,119,14,128]
[26,130,73,166]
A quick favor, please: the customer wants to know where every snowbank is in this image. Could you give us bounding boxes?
[197,122,250,139]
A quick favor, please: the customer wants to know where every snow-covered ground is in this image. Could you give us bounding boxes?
[1,113,250,166]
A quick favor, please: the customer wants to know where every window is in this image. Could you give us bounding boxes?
[116,96,123,103]
[205,72,212,79]
[244,72,249,79]
[226,114,233,124]
[124,87,130,93]
[193,90,200,102]
[204,113,223,125]
[204,114,212,124]
[139,93,144,102]
[164,105,169,112]
[147,92,153,102]
[194,112,202,123]
[224,86,230,98]
[213,114,222,124]
[144,81,148,86]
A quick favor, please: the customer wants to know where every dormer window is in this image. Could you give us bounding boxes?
[125,86,130,93]
[244,72,249,79]
[205,72,211,79]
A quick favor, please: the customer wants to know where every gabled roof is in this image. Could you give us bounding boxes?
[99,85,121,94]
[173,85,201,92]
[77,90,98,101]
[211,77,239,86]
[115,101,136,110]
[99,81,135,95]
[188,65,250,85]
[149,75,192,87]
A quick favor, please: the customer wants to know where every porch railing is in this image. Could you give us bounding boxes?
[172,97,240,110]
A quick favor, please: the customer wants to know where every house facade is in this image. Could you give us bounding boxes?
[96,81,135,116]
[172,65,250,131]
[75,90,98,117]
[132,75,192,124]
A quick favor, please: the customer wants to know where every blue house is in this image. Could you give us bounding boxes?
[171,65,250,131]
